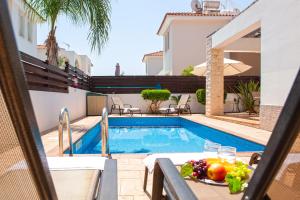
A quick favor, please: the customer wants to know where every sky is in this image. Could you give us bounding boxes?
[37,0,254,76]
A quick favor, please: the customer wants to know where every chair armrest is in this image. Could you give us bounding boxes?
[152,158,197,200]
[112,104,122,110]
[249,152,263,166]
[96,159,118,200]
[123,104,133,108]
[168,104,177,108]
[178,104,188,109]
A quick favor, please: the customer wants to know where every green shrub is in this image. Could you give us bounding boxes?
[196,89,206,105]
[181,65,195,76]
[141,89,171,113]
[196,89,227,105]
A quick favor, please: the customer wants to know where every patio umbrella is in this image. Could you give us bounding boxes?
[192,58,252,76]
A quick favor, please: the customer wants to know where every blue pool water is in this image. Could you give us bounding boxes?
[68,117,264,154]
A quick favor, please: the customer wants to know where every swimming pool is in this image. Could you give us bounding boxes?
[68,117,264,154]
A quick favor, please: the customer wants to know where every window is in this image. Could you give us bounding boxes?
[164,32,170,51]
[27,21,33,42]
[75,59,79,68]
[18,11,25,37]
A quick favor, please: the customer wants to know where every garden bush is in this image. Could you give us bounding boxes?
[196,89,227,105]
[141,89,171,113]
[196,89,206,105]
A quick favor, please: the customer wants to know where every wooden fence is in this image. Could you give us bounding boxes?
[65,63,90,91]
[21,52,69,93]
[21,52,90,92]
[21,52,260,94]
[90,76,260,94]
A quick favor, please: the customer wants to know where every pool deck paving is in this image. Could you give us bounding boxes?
[41,114,272,199]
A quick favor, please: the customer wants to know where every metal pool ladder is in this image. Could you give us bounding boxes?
[58,107,73,156]
[101,107,110,156]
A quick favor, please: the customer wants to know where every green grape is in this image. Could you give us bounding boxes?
[225,162,252,194]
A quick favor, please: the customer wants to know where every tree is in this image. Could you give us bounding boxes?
[141,89,171,113]
[181,65,195,76]
[24,0,111,66]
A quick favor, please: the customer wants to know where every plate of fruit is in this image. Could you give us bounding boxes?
[180,158,253,193]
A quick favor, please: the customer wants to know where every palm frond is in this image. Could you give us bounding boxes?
[22,0,46,23]
[24,0,111,55]
[64,0,111,53]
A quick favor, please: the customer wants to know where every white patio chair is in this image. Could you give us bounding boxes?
[159,94,192,115]
[111,96,142,116]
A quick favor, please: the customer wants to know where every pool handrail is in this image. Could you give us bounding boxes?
[101,107,109,156]
[58,107,73,156]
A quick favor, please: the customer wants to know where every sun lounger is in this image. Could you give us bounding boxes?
[111,96,142,116]
[159,94,192,115]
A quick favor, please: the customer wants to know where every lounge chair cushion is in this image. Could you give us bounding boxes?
[159,107,176,112]
[143,152,218,172]
[47,156,107,170]
[51,169,100,200]
[123,107,140,113]
[176,94,190,109]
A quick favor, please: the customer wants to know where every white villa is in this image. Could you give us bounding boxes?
[142,51,163,75]
[7,0,37,57]
[145,4,261,76]
[37,45,93,75]
[205,0,300,131]
[157,12,235,75]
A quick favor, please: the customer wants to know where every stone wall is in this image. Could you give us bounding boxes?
[205,37,224,116]
[260,105,282,131]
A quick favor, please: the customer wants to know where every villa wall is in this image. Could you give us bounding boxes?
[259,0,300,130]
[106,93,241,114]
[169,18,232,75]
[163,28,173,75]
[8,0,37,57]
[29,87,87,133]
[145,57,163,75]
[229,52,260,76]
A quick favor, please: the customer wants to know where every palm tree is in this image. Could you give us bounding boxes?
[24,0,111,66]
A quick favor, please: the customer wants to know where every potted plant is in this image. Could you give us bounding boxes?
[141,89,171,113]
[234,80,260,114]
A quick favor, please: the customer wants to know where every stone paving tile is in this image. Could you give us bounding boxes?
[182,114,271,145]
[134,195,150,200]
[118,163,145,171]
[118,170,143,179]
[120,179,146,196]
[119,196,134,200]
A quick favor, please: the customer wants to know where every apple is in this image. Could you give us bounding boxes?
[207,163,227,181]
